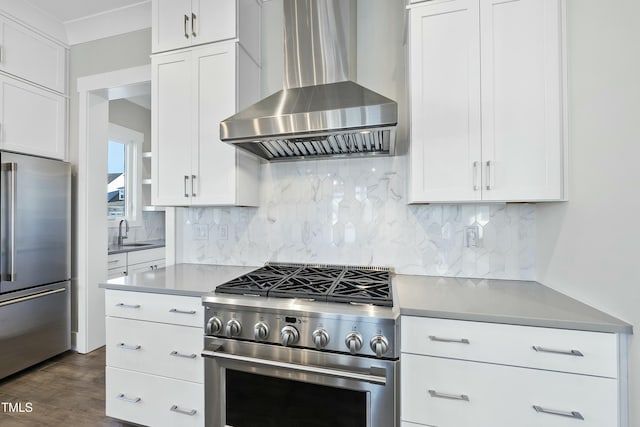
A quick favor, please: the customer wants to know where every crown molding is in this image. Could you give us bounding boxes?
[65,1,151,46]
[0,0,67,45]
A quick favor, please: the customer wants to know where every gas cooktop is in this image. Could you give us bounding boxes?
[215,262,393,307]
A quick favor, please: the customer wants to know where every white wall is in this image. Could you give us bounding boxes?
[536,0,640,424]
[69,29,152,169]
[68,29,151,344]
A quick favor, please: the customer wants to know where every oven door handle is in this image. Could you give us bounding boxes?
[202,349,387,385]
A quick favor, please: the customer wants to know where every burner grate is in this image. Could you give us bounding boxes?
[215,263,393,306]
[267,276,336,300]
[215,273,285,296]
[328,277,393,306]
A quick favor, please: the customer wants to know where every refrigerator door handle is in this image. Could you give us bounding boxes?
[0,287,66,308]
[1,162,16,282]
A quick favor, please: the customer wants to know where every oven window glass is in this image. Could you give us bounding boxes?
[226,369,367,427]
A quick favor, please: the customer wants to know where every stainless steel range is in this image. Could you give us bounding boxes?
[202,263,400,427]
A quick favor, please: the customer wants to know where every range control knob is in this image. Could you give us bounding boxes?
[312,328,330,349]
[345,332,363,354]
[225,319,242,338]
[206,317,222,335]
[370,335,390,358]
[254,322,270,341]
[281,325,300,347]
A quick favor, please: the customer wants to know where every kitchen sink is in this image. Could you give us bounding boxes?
[120,243,153,247]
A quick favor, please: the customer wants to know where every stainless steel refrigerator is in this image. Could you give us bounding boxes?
[0,151,71,379]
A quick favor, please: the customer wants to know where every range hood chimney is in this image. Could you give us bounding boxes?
[220,0,398,162]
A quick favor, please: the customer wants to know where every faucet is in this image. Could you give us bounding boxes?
[118,219,129,246]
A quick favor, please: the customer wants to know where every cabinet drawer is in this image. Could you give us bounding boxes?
[105,289,203,327]
[106,317,203,383]
[401,354,618,427]
[401,316,618,378]
[127,247,165,264]
[106,367,203,427]
[108,253,127,270]
[128,259,166,275]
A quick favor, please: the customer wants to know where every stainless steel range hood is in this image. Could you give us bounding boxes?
[220,0,398,162]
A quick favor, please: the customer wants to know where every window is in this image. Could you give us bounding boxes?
[107,124,143,223]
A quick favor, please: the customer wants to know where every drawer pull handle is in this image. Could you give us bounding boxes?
[116,303,141,309]
[170,350,197,359]
[533,405,584,420]
[429,335,470,344]
[169,308,197,315]
[170,405,197,416]
[117,342,141,351]
[428,390,470,402]
[117,393,141,404]
[532,346,584,357]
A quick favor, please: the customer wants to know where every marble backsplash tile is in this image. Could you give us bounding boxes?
[108,211,166,246]
[178,156,535,280]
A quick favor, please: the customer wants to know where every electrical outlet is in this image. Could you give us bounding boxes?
[465,225,482,248]
[217,225,228,241]
[193,224,209,240]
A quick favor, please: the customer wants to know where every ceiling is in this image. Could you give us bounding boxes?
[24,0,145,23]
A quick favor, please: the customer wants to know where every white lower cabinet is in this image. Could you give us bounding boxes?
[107,317,203,383]
[400,316,627,427]
[105,289,204,427]
[107,247,166,278]
[106,367,203,427]
[402,354,617,427]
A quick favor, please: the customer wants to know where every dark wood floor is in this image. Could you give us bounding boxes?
[0,347,131,427]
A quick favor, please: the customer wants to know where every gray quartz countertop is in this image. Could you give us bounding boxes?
[108,239,166,255]
[100,263,259,297]
[100,263,632,334]
[394,274,632,334]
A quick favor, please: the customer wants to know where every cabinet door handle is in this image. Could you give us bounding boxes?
[191,13,197,37]
[170,350,197,359]
[472,161,480,191]
[117,393,141,404]
[428,390,470,402]
[429,335,470,344]
[184,175,189,197]
[191,174,196,197]
[184,14,190,39]
[115,303,140,309]
[485,160,493,190]
[117,342,142,351]
[532,346,584,357]
[170,405,197,416]
[169,308,197,315]
[533,405,584,420]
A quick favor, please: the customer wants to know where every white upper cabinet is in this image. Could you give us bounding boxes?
[152,0,260,63]
[152,50,192,206]
[0,75,66,160]
[152,42,260,207]
[408,0,565,203]
[479,0,563,201]
[0,15,66,94]
[409,0,482,203]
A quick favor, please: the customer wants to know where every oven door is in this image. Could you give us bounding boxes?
[202,337,398,427]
